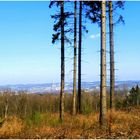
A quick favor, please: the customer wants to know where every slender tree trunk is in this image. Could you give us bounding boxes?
[77,1,82,114]
[4,99,8,118]
[60,1,65,122]
[100,0,107,126]
[109,1,115,110]
[72,1,77,115]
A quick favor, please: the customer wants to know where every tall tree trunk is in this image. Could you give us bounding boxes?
[109,1,115,110]
[100,0,107,126]
[72,1,77,115]
[77,1,82,114]
[60,1,65,122]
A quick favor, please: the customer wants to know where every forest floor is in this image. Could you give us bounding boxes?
[0,107,140,139]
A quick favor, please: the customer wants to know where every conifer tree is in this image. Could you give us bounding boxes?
[49,1,72,122]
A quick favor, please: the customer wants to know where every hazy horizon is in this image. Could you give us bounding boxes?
[0,80,139,86]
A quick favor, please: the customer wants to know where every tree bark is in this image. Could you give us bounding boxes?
[100,0,107,126]
[77,1,82,114]
[109,1,115,110]
[60,1,65,122]
[72,1,77,115]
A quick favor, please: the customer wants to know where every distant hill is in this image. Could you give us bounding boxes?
[0,80,140,94]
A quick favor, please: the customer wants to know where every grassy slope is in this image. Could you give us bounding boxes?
[0,108,140,139]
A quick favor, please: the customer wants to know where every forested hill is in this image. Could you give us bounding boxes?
[0,80,139,93]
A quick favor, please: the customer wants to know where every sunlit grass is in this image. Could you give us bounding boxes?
[0,108,139,138]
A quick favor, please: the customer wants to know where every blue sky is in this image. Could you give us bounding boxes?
[0,1,139,85]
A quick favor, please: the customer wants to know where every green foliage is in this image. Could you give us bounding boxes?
[32,111,42,125]
[49,1,73,44]
[84,1,125,26]
[125,85,140,106]
[84,1,101,25]
[26,111,42,126]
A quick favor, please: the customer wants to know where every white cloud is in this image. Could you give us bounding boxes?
[90,33,100,39]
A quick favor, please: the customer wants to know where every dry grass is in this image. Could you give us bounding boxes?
[0,116,24,138]
[0,108,140,139]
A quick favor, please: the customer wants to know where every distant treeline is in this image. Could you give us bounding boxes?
[0,85,139,120]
